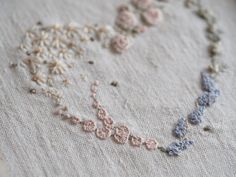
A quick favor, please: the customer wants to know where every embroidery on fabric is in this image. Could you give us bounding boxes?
[13,0,225,156]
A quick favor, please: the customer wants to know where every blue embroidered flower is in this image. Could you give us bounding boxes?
[201,72,217,92]
[197,89,220,107]
[188,106,205,125]
[166,139,194,156]
[173,117,187,138]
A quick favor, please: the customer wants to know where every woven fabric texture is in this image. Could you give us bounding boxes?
[0,0,236,176]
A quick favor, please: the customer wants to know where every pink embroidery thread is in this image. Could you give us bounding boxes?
[97,108,108,120]
[52,80,160,151]
[145,139,158,150]
[113,125,130,144]
[96,127,112,140]
[103,117,114,129]
[110,35,130,53]
[83,120,96,132]
[142,8,162,25]
[116,11,137,30]
[70,116,80,125]
[130,135,143,147]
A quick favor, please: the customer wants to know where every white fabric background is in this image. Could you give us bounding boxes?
[0,0,236,176]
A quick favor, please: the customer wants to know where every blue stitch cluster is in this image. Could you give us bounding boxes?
[200,71,220,107]
[201,72,216,92]
[197,89,220,107]
[188,71,220,125]
[166,139,194,156]
[188,106,205,125]
[173,117,187,138]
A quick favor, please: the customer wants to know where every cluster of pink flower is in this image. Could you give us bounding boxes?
[111,0,163,53]
[53,80,158,151]
[90,80,158,150]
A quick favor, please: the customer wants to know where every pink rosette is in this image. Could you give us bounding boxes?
[113,125,130,144]
[145,138,158,150]
[116,11,137,30]
[97,108,108,120]
[96,127,112,140]
[142,8,162,25]
[110,35,130,53]
[82,120,96,132]
[103,116,114,129]
[130,136,143,147]
[70,116,80,125]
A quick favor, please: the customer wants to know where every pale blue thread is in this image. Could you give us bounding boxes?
[201,72,217,92]
[173,117,187,138]
[188,106,205,125]
[166,139,194,156]
[198,89,220,107]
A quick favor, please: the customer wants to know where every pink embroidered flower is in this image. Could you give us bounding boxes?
[131,0,153,10]
[145,138,158,150]
[110,35,130,53]
[103,117,114,129]
[113,125,130,144]
[116,11,137,30]
[83,120,96,132]
[92,100,100,109]
[142,8,162,25]
[117,4,130,13]
[70,116,80,124]
[130,136,143,147]
[96,127,112,140]
[97,108,108,120]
